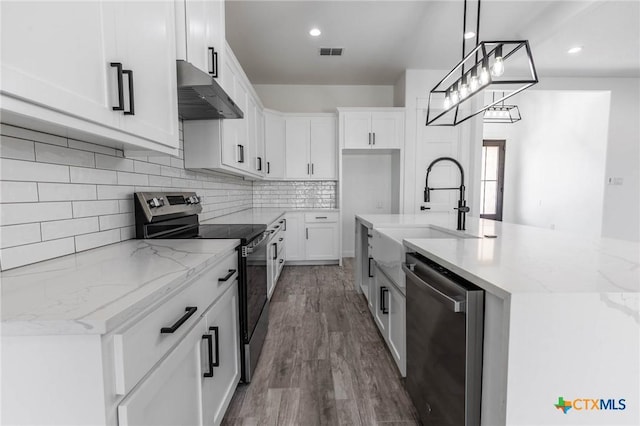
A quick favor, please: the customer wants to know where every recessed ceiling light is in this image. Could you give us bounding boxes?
[568,46,583,54]
[309,28,321,37]
[464,31,476,40]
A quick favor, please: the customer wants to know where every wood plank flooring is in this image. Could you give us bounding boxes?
[222,259,419,426]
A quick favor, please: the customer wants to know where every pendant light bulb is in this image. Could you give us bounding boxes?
[469,68,479,92]
[491,45,505,77]
[479,56,491,85]
[444,93,451,109]
[451,86,460,105]
[460,81,469,99]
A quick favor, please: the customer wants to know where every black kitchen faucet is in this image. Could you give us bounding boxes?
[423,157,470,231]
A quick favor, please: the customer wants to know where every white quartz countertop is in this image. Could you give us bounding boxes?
[358,214,640,297]
[0,239,239,336]
[204,208,340,226]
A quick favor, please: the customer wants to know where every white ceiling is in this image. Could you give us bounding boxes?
[225,0,640,85]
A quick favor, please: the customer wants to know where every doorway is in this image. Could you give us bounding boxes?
[480,140,505,221]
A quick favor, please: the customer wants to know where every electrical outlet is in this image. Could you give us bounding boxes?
[608,177,624,186]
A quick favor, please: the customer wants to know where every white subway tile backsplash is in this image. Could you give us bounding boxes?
[133,160,161,176]
[70,166,117,185]
[0,182,39,203]
[0,238,75,270]
[38,183,97,201]
[1,202,72,226]
[68,139,117,156]
[1,158,70,183]
[0,123,252,270]
[72,200,120,218]
[95,153,134,172]
[117,171,149,186]
[1,124,67,146]
[41,217,99,241]
[35,143,95,167]
[74,229,120,252]
[99,213,134,231]
[0,223,41,248]
[96,185,135,200]
[0,135,35,160]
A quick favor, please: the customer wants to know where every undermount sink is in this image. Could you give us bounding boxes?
[371,226,480,289]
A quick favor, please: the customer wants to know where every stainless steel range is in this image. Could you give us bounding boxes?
[134,191,268,383]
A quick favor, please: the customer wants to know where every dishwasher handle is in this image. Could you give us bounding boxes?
[402,263,466,313]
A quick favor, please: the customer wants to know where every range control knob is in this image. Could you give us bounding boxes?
[148,197,161,208]
[187,195,200,204]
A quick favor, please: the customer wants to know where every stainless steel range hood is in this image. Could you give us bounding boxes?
[176,60,243,120]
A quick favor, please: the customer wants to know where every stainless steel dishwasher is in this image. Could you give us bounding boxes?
[402,252,484,426]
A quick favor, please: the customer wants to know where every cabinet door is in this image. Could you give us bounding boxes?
[285,118,311,179]
[371,112,403,149]
[265,112,286,178]
[114,1,179,149]
[284,213,305,261]
[343,112,372,149]
[373,264,390,339]
[0,1,120,130]
[117,316,204,426]
[202,284,240,426]
[184,0,224,77]
[305,223,339,261]
[256,107,266,177]
[247,96,257,174]
[310,117,337,179]
[387,284,406,377]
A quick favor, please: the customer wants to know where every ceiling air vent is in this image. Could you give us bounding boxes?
[319,47,343,56]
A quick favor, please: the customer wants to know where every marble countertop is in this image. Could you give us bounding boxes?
[0,239,239,336]
[359,214,640,297]
[204,207,340,226]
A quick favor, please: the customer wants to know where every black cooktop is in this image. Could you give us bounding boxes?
[151,223,267,243]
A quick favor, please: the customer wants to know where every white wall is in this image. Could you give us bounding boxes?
[341,152,398,256]
[484,91,610,238]
[253,84,394,113]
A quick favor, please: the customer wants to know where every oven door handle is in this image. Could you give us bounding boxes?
[244,231,269,255]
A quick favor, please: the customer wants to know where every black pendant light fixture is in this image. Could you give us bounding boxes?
[426,0,538,126]
[483,92,522,123]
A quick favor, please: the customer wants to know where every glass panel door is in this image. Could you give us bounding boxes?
[480,140,505,221]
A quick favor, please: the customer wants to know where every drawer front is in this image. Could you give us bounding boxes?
[113,250,238,395]
[304,212,339,223]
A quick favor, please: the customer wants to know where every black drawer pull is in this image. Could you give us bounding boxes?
[380,286,389,314]
[279,237,283,242]
[123,69,134,115]
[257,156,262,171]
[273,243,278,260]
[210,326,220,367]
[161,306,197,333]
[282,218,287,231]
[315,216,327,219]
[279,259,284,264]
[202,334,214,377]
[218,269,236,282]
[368,257,374,278]
[110,62,124,111]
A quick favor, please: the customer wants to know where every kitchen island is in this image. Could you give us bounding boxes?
[357,213,639,426]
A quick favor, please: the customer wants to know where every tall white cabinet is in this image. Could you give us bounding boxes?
[0,1,179,155]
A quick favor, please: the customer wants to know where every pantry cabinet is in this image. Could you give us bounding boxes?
[0,1,179,155]
[284,115,337,180]
[340,109,404,149]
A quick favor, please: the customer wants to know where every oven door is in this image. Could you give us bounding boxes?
[245,231,269,341]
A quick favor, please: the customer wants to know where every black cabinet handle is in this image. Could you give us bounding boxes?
[368,257,374,278]
[373,132,376,145]
[273,243,278,260]
[123,69,135,115]
[160,306,197,333]
[306,228,309,239]
[218,269,236,282]
[110,62,124,111]
[267,161,270,174]
[368,132,371,145]
[257,157,262,171]
[279,237,283,242]
[380,286,389,314]
[210,326,220,367]
[279,259,284,264]
[208,47,218,77]
[282,218,287,231]
[315,216,327,219]
[202,334,214,377]
[307,163,310,175]
[311,163,314,175]
[238,145,245,163]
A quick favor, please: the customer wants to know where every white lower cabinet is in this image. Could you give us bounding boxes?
[284,211,340,263]
[372,262,406,377]
[284,212,305,261]
[305,223,339,260]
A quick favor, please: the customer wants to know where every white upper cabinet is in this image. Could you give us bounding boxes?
[285,117,312,179]
[255,107,266,177]
[340,109,405,149]
[181,0,225,80]
[284,115,337,180]
[0,1,179,155]
[264,110,286,179]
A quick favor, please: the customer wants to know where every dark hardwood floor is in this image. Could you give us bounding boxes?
[222,259,419,425]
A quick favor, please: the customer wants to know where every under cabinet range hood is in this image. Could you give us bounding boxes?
[176,60,243,120]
